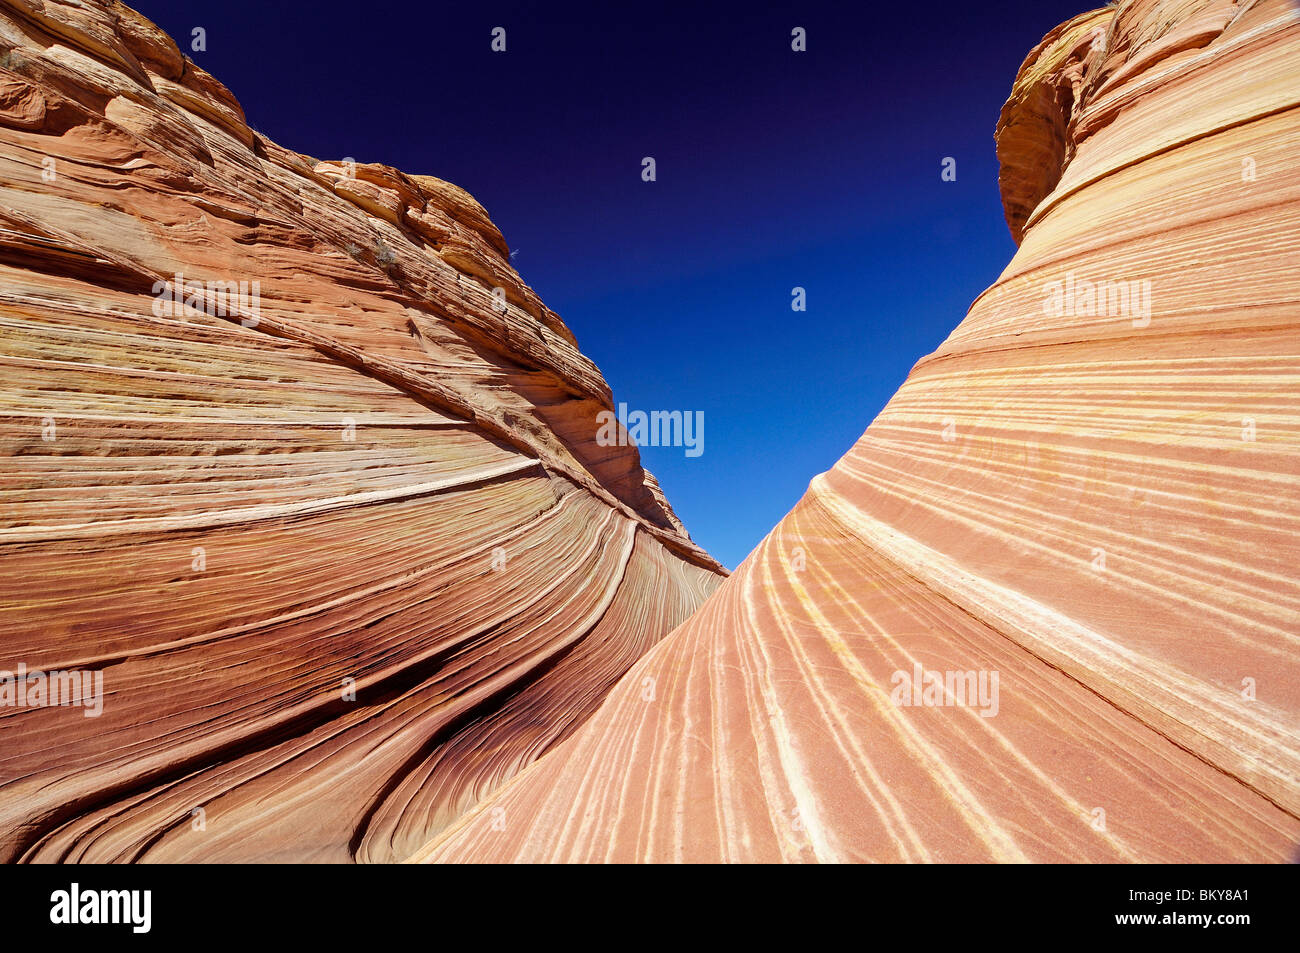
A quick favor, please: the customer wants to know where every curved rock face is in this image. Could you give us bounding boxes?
[0,0,723,861]
[422,0,1300,863]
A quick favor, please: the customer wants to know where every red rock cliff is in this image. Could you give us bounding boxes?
[420,0,1300,863]
[0,0,724,862]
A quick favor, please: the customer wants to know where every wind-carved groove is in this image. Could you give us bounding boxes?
[348,528,639,862]
[16,513,631,863]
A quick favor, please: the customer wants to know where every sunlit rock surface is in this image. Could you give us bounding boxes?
[0,0,723,862]
[422,0,1300,863]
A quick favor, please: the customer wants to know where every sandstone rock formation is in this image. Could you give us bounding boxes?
[420,0,1300,862]
[0,0,723,862]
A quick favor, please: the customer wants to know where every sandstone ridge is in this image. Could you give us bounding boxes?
[421,0,1300,863]
[0,0,723,862]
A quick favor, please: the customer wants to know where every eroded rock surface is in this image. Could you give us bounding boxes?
[0,0,723,862]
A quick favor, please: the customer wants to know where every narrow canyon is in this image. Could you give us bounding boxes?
[0,0,1296,863]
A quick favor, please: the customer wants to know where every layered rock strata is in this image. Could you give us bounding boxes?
[0,0,723,862]
[422,0,1300,863]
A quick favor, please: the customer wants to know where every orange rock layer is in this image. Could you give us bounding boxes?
[421,0,1300,863]
[0,0,723,861]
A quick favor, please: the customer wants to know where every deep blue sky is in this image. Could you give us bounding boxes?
[135,0,1087,570]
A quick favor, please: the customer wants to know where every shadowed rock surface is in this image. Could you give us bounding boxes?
[421,0,1300,863]
[0,0,724,862]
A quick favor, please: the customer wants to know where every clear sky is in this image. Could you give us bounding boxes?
[135,0,1090,570]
